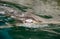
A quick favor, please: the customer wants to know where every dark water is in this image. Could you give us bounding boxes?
[0,28,12,39]
[0,26,60,39]
[0,21,6,26]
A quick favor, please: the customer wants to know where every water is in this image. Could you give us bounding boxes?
[0,26,60,39]
[0,28,12,39]
[0,21,6,26]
